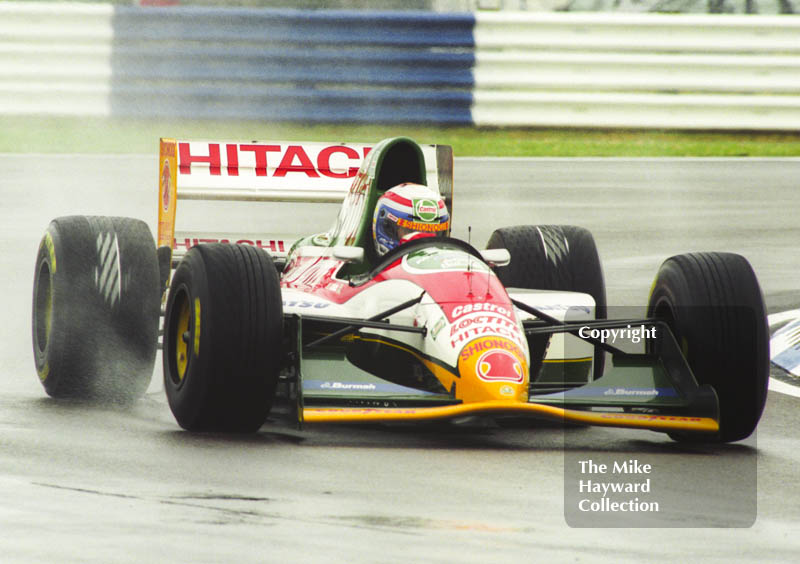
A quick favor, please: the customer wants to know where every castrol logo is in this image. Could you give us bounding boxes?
[414,198,439,222]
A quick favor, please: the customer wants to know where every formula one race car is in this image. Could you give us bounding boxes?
[31,137,769,443]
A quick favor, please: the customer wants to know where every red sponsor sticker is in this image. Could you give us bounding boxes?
[161,159,171,212]
[173,238,286,253]
[476,349,524,383]
[449,302,513,321]
[460,336,524,363]
[177,142,369,178]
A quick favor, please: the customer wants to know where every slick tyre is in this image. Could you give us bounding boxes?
[647,252,768,443]
[487,225,606,379]
[163,244,283,432]
[486,225,606,311]
[31,216,160,401]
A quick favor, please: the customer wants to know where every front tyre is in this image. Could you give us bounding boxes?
[486,225,606,313]
[647,252,768,443]
[487,225,606,381]
[163,244,283,432]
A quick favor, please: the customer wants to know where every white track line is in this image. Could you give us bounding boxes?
[768,309,800,327]
[768,378,800,398]
[768,311,800,398]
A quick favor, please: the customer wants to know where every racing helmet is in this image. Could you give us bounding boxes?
[373,183,450,256]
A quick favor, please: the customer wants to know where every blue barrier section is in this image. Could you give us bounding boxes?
[109,7,477,124]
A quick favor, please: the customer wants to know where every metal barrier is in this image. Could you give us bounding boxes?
[0,3,114,116]
[108,7,475,123]
[0,2,476,123]
[1,1,799,130]
[472,12,800,129]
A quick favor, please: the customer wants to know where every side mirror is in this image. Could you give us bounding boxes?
[332,246,365,265]
[480,248,511,268]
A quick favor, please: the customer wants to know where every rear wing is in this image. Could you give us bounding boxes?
[156,138,453,263]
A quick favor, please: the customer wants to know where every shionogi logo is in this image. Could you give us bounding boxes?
[414,198,438,222]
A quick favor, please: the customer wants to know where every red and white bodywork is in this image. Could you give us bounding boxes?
[158,136,595,415]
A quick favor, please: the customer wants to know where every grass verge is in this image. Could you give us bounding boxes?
[2,116,800,156]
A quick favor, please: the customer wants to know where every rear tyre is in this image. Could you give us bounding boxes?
[487,225,606,379]
[31,216,160,401]
[163,244,283,432]
[647,252,768,443]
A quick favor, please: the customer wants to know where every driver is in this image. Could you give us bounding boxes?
[373,183,450,256]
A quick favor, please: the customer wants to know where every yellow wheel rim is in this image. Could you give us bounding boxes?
[175,292,191,381]
[36,262,53,350]
[34,260,53,382]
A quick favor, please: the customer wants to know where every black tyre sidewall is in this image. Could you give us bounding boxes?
[648,252,769,443]
[33,225,80,397]
[487,225,607,378]
[163,250,213,429]
[163,244,283,432]
[31,216,159,401]
[488,225,606,315]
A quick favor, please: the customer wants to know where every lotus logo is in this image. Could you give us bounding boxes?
[414,198,438,222]
[476,349,524,383]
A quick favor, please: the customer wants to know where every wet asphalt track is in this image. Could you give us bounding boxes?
[1,155,799,562]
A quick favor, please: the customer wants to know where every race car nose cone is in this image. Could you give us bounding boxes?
[457,336,529,403]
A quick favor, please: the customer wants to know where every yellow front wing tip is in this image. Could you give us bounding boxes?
[302,401,719,434]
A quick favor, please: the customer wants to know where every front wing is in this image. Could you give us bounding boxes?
[282,314,721,437]
[303,403,719,434]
